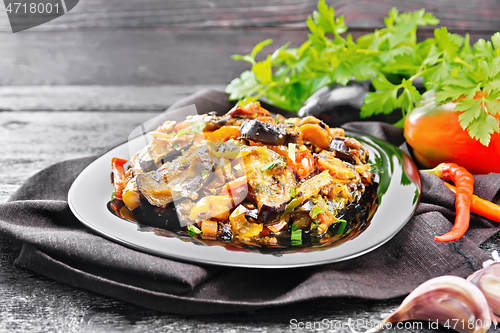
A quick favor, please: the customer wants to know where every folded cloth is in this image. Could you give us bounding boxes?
[1,90,500,315]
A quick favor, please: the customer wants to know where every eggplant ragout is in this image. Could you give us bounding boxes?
[110,102,376,248]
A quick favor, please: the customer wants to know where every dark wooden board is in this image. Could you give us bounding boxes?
[0,0,498,32]
[0,29,307,86]
[0,29,494,87]
[0,85,224,111]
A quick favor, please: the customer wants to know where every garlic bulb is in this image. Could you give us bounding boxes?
[384,276,493,333]
[468,261,500,317]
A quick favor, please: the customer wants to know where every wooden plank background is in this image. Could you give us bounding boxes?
[0,0,498,95]
[1,1,500,331]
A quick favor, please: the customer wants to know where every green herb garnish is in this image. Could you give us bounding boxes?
[260,160,284,171]
[291,224,302,246]
[187,224,202,237]
[226,0,500,145]
[290,186,295,198]
[285,197,302,214]
[201,170,209,179]
[191,121,205,134]
[311,206,325,219]
[335,219,347,235]
[233,163,242,171]
[176,128,191,137]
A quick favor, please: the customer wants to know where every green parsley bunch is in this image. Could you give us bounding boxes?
[225,0,500,145]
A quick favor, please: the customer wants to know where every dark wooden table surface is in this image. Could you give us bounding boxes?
[2,1,500,332]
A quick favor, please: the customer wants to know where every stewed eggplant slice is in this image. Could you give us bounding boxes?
[136,171,172,208]
[239,120,299,146]
[328,137,355,164]
[161,142,214,201]
[328,136,368,165]
[242,146,296,224]
[137,141,214,208]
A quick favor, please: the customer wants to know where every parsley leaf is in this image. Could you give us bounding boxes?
[225,70,260,100]
[226,0,500,144]
[466,110,499,146]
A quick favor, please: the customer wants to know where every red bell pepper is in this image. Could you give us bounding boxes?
[404,91,500,174]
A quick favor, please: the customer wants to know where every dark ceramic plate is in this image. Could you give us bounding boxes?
[68,128,421,268]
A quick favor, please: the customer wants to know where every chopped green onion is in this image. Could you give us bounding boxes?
[285,197,302,214]
[291,224,302,246]
[233,163,242,171]
[176,128,191,136]
[201,170,209,179]
[335,219,347,235]
[191,121,205,133]
[310,206,325,219]
[288,143,296,163]
[261,160,283,171]
[290,186,295,198]
[187,224,202,237]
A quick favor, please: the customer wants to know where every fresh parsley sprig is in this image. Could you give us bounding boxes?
[226,0,438,114]
[435,54,500,145]
[226,0,500,146]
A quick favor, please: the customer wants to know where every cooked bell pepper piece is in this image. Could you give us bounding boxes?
[201,220,219,236]
[287,150,315,179]
[205,126,240,142]
[111,157,128,200]
[189,195,233,221]
[299,124,330,150]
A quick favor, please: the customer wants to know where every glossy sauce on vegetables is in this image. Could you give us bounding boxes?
[109,102,378,252]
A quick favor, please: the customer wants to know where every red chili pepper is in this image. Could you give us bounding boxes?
[424,163,474,242]
[111,157,128,200]
[444,183,500,223]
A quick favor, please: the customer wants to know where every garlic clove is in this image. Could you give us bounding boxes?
[468,262,500,317]
[384,276,493,333]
